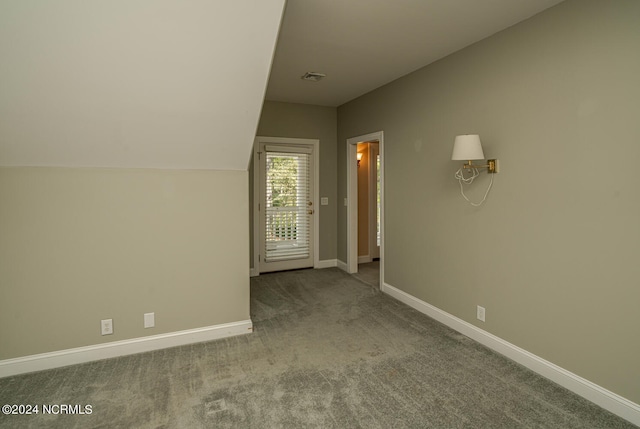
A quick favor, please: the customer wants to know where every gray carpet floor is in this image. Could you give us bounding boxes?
[0,267,636,428]
[353,261,380,288]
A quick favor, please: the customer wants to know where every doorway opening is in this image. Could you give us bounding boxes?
[346,131,384,290]
[356,142,380,265]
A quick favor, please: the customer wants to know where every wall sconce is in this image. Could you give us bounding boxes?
[357,152,363,167]
[451,134,499,206]
[451,134,498,173]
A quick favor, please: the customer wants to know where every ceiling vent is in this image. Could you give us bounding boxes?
[301,72,326,82]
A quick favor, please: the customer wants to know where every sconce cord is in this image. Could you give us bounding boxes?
[454,167,493,206]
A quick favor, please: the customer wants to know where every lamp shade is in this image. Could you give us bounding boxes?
[452,134,484,160]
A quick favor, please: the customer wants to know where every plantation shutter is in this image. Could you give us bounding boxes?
[264,146,312,262]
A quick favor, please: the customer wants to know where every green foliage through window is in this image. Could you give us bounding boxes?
[266,154,302,241]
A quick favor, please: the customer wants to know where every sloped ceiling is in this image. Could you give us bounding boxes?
[0,0,285,170]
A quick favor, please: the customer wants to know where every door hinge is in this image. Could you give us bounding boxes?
[258,254,261,262]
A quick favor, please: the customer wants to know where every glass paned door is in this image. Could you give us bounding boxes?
[259,143,314,273]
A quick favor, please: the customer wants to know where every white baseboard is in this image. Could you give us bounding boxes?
[336,259,348,272]
[250,267,259,277]
[315,259,338,269]
[358,255,372,264]
[0,320,253,379]
[381,282,640,427]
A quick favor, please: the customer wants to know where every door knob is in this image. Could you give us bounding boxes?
[307,210,314,215]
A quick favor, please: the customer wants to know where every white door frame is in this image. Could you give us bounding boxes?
[346,131,384,289]
[252,136,320,276]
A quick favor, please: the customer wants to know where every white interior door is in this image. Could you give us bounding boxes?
[259,143,314,273]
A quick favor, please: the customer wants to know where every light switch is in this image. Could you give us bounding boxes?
[321,197,329,206]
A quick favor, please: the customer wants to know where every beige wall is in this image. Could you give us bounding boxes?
[337,0,640,403]
[0,167,249,360]
[254,101,338,263]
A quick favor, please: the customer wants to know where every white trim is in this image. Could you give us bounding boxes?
[252,136,320,275]
[337,259,348,272]
[252,140,260,274]
[358,255,372,264]
[250,267,259,277]
[0,320,253,378]
[379,135,385,290]
[381,282,640,427]
[346,137,358,274]
[346,132,384,289]
[315,259,338,269]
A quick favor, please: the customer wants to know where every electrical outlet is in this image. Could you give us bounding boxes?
[477,306,486,322]
[101,319,113,335]
[321,197,329,206]
[144,312,155,328]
